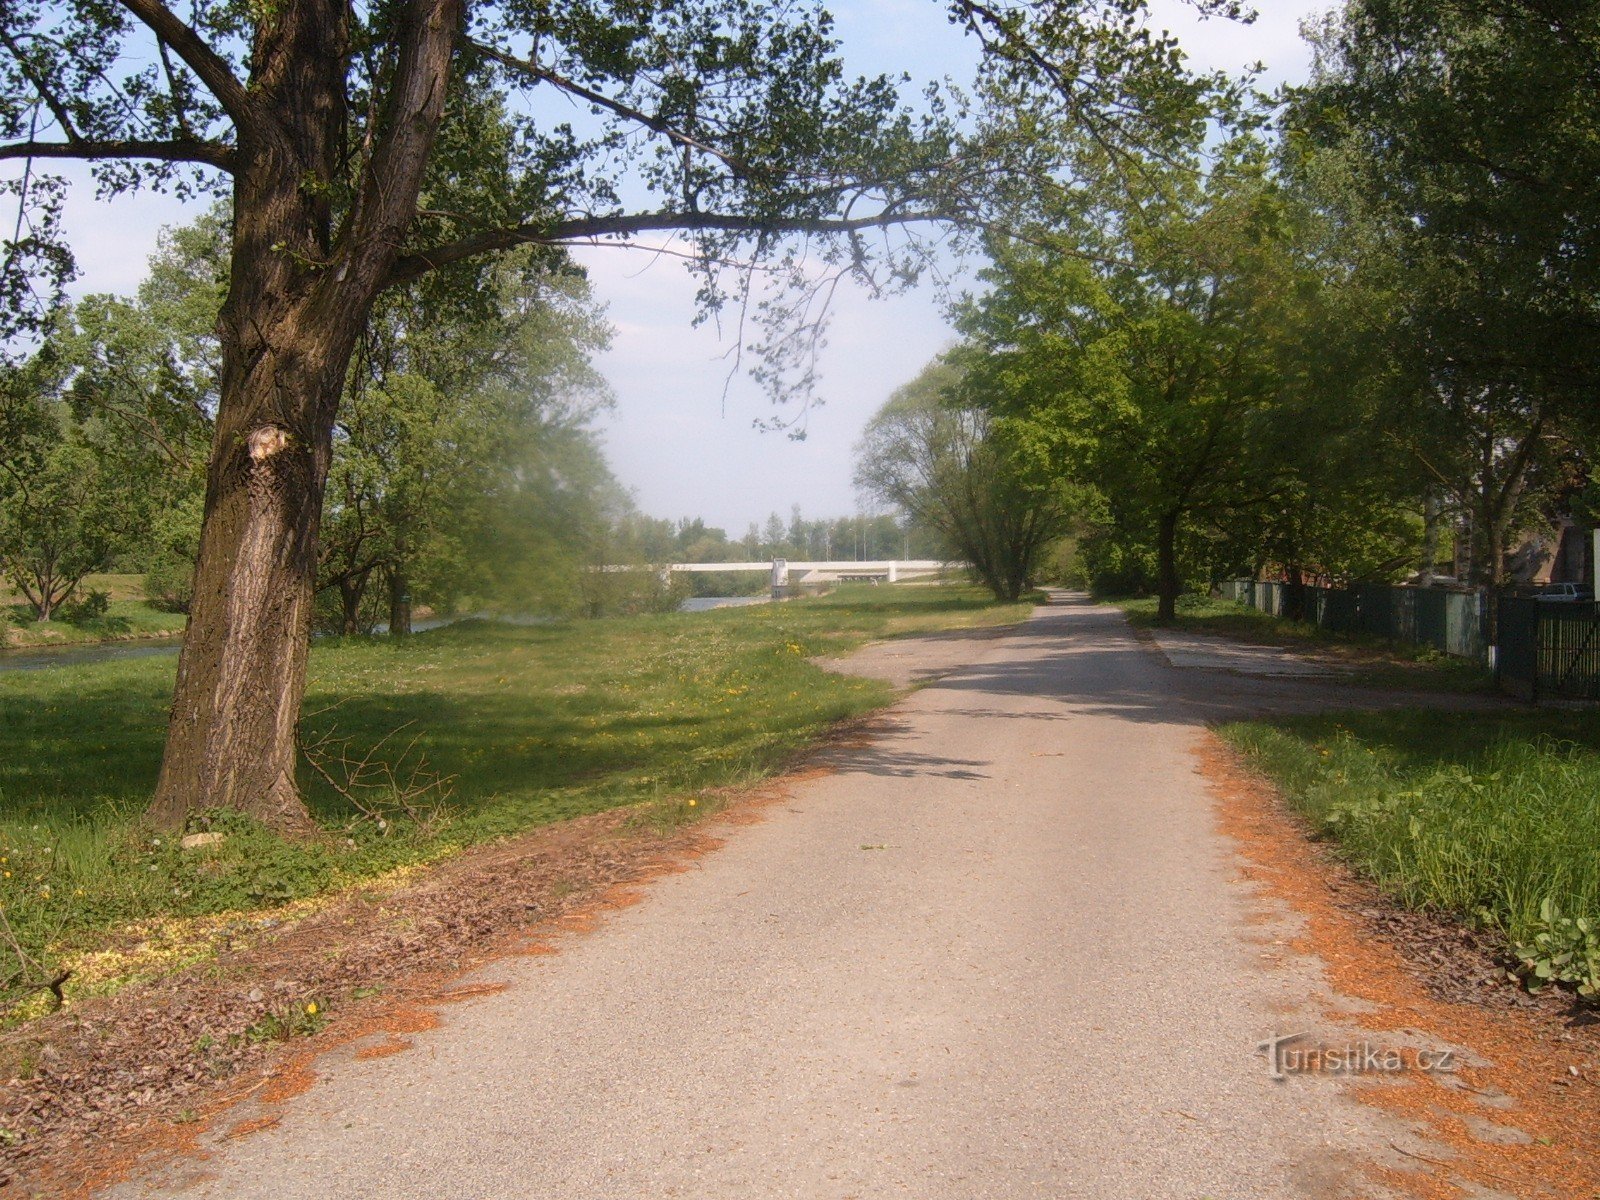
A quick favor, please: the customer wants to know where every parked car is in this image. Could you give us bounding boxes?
[1536,582,1595,602]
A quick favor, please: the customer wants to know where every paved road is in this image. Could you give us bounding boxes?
[119,596,1418,1199]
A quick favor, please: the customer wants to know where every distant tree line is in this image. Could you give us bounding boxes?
[1,206,631,632]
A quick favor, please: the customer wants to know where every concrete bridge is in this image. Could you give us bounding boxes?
[673,559,949,584]
[665,559,957,596]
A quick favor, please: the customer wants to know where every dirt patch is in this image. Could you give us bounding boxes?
[0,777,797,1198]
[1198,734,1600,1199]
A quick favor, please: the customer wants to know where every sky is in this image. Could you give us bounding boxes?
[25,0,1333,535]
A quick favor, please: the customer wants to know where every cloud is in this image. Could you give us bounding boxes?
[1147,0,1327,87]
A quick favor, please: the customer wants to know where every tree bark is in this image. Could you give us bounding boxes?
[1418,493,1440,586]
[1156,509,1180,623]
[147,342,352,834]
[147,0,462,833]
[388,566,412,637]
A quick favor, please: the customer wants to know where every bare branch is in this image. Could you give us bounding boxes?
[298,718,456,835]
[0,137,234,170]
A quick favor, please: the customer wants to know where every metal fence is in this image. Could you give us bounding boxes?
[1495,596,1600,701]
[1219,580,1600,701]
[1217,580,1489,661]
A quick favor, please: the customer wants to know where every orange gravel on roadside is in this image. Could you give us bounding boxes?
[1199,733,1600,1200]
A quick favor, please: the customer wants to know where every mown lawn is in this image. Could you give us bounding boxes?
[1222,708,1600,996]
[0,584,1031,1014]
[1111,594,1492,693]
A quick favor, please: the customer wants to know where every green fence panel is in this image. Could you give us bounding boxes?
[1352,584,1391,639]
[1537,604,1600,700]
[1222,579,1481,660]
[1322,588,1358,634]
[1445,592,1488,660]
[1496,596,1539,699]
[1414,588,1447,653]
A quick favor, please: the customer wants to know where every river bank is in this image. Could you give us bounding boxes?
[0,595,780,672]
[1,574,186,653]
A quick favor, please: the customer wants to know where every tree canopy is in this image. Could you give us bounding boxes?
[955,125,1320,617]
[1287,0,1600,583]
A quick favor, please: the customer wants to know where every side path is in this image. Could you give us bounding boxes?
[117,596,1412,1199]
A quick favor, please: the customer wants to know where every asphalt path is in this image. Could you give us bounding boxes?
[115,594,1438,1199]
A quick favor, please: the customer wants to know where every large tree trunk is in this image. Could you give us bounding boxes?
[339,568,373,636]
[1155,509,1180,623]
[147,343,353,835]
[147,0,461,833]
[1282,561,1307,623]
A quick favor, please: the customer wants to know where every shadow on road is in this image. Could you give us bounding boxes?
[815,596,1509,780]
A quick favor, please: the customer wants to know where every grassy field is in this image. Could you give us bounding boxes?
[0,584,1032,1015]
[1222,708,1600,997]
[2,573,186,648]
[1111,594,1493,692]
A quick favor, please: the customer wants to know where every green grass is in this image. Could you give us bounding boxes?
[1110,593,1492,693]
[1221,708,1600,991]
[0,584,1030,1015]
[1114,593,1308,641]
[2,574,186,648]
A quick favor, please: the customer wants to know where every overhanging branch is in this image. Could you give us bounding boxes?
[116,0,255,132]
[385,208,953,288]
[464,36,753,180]
[387,206,1126,289]
[0,27,80,142]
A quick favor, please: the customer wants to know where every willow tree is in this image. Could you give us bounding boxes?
[1,0,1233,832]
[855,359,1073,601]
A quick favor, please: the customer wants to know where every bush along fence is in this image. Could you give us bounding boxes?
[1218,579,1600,702]
[1217,579,1489,660]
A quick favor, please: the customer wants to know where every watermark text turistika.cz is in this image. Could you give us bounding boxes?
[1257,1032,1456,1082]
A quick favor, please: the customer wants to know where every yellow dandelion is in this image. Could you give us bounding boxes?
[305,1002,318,1016]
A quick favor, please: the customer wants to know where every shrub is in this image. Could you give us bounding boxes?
[60,590,110,623]
[143,554,194,614]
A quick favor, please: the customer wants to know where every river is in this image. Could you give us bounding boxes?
[678,596,771,612]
